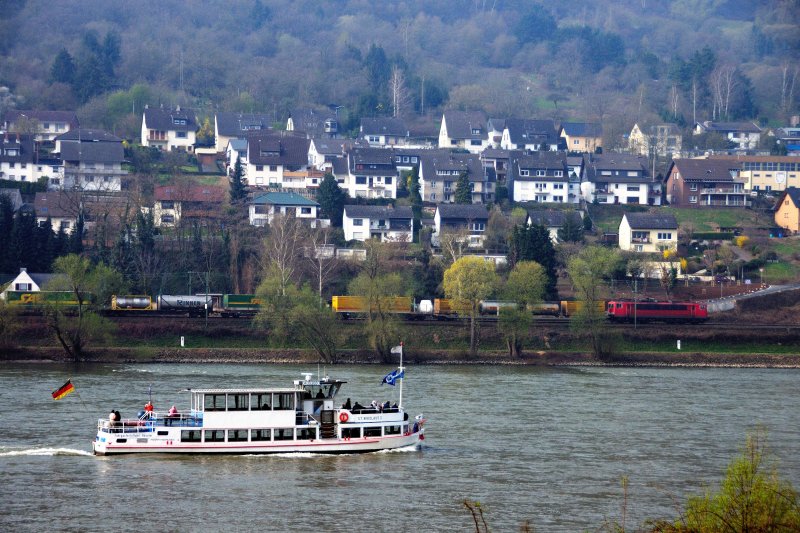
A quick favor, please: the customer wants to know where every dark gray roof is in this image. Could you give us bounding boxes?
[481,147,512,159]
[527,210,566,227]
[624,213,678,230]
[670,159,741,182]
[344,205,412,220]
[505,118,558,145]
[348,147,397,176]
[436,203,489,221]
[779,187,800,209]
[560,122,602,137]
[143,106,197,131]
[487,118,506,131]
[288,108,336,137]
[248,133,310,167]
[699,121,761,134]
[55,129,121,142]
[4,110,78,127]
[311,138,354,156]
[216,112,272,137]
[420,150,485,183]
[59,142,124,164]
[442,110,487,140]
[584,152,650,182]
[514,151,567,171]
[330,157,349,176]
[0,133,35,164]
[360,117,408,137]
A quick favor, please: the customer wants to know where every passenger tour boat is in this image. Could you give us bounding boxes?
[93,365,425,455]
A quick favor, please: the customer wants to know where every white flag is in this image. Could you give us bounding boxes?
[391,345,403,354]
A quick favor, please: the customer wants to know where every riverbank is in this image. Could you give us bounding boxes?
[3,346,799,368]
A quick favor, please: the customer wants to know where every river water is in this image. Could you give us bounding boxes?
[0,363,798,532]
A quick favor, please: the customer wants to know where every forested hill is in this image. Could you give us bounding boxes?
[1,0,798,144]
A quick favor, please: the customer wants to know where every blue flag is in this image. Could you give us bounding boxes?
[381,369,404,386]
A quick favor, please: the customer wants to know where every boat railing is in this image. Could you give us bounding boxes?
[97,418,155,434]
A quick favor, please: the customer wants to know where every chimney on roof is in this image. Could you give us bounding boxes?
[20,267,26,273]
[176,105,181,112]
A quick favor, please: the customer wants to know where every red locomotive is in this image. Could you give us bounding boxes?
[606,300,708,323]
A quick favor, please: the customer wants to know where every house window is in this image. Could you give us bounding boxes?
[256,165,263,171]
[385,176,392,184]
[15,283,32,291]
[471,222,485,231]
[269,165,277,172]
[627,185,640,191]
[300,207,311,215]
[689,195,698,203]
[353,219,363,226]
[161,201,174,209]
[657,232,673,240]
[430,193,436,200]
[60,221,71,231]
[553,184,564,190]
[403,156,409,162]
[470,140,482,146]
[554,171,563,177]
[471,128,481,135]
[634,245,643,252]
[573,139,579,145]
[689,183,697,191]
[161,215,174,224]
[355,176,367,185]
[176,131,187,138]
[520,170,529,177]
[536,170,546,176]
[553,196,563,202]
[368,136,380,143]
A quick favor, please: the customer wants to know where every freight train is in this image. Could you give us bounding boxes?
[606,300,708,323]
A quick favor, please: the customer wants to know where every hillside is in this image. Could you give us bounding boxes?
[0,0,797,143]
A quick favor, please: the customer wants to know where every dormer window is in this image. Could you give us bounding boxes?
[173,118,187,126]
[471,128,481,135]
[520,169,529,177]
[536,170,546,177]
[554,171,563,177]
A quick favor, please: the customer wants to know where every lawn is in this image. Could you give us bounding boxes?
[587,205,772,234]
[763,261,800,284]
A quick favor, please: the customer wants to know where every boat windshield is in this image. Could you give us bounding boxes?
[306,383,341,399]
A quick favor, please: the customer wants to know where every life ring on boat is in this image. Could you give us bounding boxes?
[339,412,349,423]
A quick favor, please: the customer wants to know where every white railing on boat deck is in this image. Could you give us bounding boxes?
[97,413,202,433]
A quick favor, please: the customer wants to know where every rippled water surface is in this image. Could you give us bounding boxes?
[1,363,798,532]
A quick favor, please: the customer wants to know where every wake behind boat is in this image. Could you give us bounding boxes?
[93,369,425,456]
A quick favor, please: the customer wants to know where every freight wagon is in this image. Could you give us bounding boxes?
[331,296,414,318]
[5,290,83,312]
[606,300,708,323]
[220,294,262,317]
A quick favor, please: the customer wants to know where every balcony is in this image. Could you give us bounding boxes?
[631,237,651,244]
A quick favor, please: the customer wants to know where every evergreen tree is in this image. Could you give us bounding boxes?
[454,172,472,204]
[229,155,246,203]
[558,211,584,243]
[0,194,14,273]
[54,226,69,260]
[9,210,38,272]
[50,48,75,85]
[35,217,55,271]
[69,212,84,255]
[409,166,422,242]
[508,224,558,299]
[316,173,348,227]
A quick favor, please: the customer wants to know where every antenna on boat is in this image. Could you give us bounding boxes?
[396,342,404,409]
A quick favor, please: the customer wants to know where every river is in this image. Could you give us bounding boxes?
[0,363,798,532]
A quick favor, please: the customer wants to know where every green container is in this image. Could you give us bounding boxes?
[5,291,81,307]
[222,294,262,311]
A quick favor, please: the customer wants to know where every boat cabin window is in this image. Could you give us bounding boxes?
[228,394,249,411]
[274,393,295,411]
[204,430,225,442]
[364,426,382,437]
[307,383,341,399]
[204,394,226,411]
[182,430,201,442]
[296,428,314,440]
[274,428,293,441]
[228,429,248,442]
[253,393,271,410]
[385,425,401,435]
[252,429,271,441]
[342,427,360,439]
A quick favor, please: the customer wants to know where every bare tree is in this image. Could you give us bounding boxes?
[781,63,799,120]
[304,225,339,300]
[438,228,470,267]
[389,66,411,118]
[669,85,680,118]
[263,213,304,297]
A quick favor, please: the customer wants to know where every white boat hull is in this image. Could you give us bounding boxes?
[93,430,423,456]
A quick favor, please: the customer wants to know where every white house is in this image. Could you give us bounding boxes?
[53,129,126,191]
[618,213,678,253]
[581,153,661,206]
[510,151,575,204]
[249,191,322,227]
[500,118,560,151]
[342,205,413,242]
[693,121,761,151]
[433,203,489,248]
[1,268,65,300]
[141,106,197,152]
[2,110,79,142]
[438,110,489,153]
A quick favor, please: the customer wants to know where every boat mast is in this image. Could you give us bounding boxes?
[398,342,404,409]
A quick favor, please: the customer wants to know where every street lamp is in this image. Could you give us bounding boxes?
[759,267,764,287]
